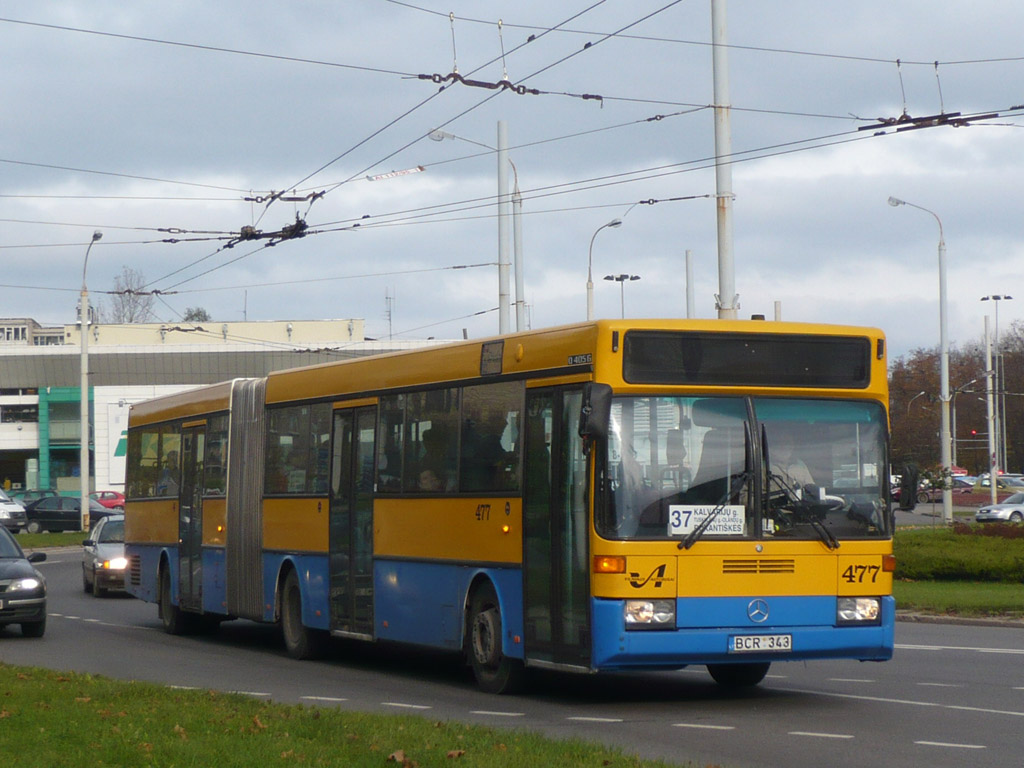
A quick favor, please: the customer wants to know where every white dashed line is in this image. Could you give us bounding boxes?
[789,731,854,740]
[302,696,349,703]
[382,702,431,710]
[915,741,986,750]
[567,716,623,723]
[916,682,964,688]
[827,678,875,683]
[471,711,525,717]
[673,723,735,731]
[231,691,271,697]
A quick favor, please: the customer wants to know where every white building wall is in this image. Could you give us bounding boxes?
[93,385,199,491]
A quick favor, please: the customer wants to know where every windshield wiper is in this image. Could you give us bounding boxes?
[766,472,840,550]
[679,471,752,549]
[681,421,754,550]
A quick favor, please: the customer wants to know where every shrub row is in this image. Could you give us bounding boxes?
[894,524,1024,582]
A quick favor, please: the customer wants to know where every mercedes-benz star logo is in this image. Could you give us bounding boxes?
[747,599,769,623]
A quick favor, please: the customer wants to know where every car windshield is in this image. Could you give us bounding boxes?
[0,489,13,503]
[0,528,24,558]
[98,520,125,543]
[596,396,890,542]
[1002,493,1024,505]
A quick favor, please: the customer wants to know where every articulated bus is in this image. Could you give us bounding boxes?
[125,319,894,692]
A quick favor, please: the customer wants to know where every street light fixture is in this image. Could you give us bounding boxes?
[604,274,641,318]
[906,390,927,415]
[80,230,102,532]
[586,219,622,320]
[888,196,952,524]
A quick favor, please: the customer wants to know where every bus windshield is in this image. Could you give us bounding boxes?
[597,396,889,542]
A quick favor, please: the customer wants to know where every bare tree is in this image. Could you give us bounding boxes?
[183,306,211,322]
[105,266,155,323]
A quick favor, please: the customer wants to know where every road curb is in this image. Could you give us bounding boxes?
[896,610,1024,629]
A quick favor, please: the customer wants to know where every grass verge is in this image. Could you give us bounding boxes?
[16,531,86,549]
[894,580,1024,618]
[0,664,686,768]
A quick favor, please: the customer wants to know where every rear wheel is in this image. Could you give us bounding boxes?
[280,570,328,659]
[467,583,524,694]
[159,565,189,634]
[707,662,770,687]
[26,521,42,534]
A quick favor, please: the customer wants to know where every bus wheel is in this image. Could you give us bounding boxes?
[468,583,524,694]
[280,570,327,660]
[159,565,188,635]
[707,662,770,687]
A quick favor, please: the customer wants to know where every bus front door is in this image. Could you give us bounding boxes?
[328,406,376,637]
[523,388,591,668]
[178,426,205,613]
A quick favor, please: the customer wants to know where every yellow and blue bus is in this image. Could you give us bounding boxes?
[125,319,894,692]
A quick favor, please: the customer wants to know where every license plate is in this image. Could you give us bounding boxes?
[730,634,792,653]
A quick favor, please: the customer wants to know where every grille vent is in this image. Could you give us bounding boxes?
[722,558,795,575]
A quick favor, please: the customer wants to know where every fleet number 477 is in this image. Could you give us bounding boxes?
[842,564,880,583]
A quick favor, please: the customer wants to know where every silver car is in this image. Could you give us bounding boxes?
[975,492,1024,524]
[82,515,127,596]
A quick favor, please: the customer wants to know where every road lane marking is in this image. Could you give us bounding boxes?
[916,682,964,688]
[898,643,1024,655]
[231,691,271,697]
[673,724,735,730]
[784,687,1024,718]
[789,731,854,740]
[471,711,525,717]
[827,678,875,683]
[914,741,985,750]
[567,716,623,723]
[382,702,431,710]
[302,696,349,703]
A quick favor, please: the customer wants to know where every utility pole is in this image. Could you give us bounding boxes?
[497,120,511,334]
[711,0,738,319]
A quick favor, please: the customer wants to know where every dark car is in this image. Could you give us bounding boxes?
[82,515,126,596]
[0,524,47,637]
[24,496,114,534]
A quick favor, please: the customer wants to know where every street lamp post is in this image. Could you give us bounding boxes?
[587,219,622,320]
[906,390,927,415]
[888,196,952,524]
[80,230,102,531]
[603,274,641,318]
[980,294,1012,470]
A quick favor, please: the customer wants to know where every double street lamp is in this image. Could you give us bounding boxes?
[980,294,1013,469]
[888,196,952,524]
[604,274,641,318]
[80,230,102,531]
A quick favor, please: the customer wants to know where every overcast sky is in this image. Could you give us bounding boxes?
[2,1,1022,360]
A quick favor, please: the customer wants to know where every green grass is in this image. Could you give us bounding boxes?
[0,665,687,768]
[16,531,86,549]
[894,580,1024,618]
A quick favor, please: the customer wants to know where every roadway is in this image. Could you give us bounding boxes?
[2,550,1023,768]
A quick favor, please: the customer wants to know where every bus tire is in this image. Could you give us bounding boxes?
[467,582,524,694]
[707,662,770,687]
[280,569,327,660]
[159,564,189,635]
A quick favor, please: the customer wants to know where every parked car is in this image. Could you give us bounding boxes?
[917,477,974,503]
[974,474,1024,491]
[0,524,47,637]
[90,490,126,511]
[975,492,1024,524]
[24,496,114,533]
[0,489,27,534]
[82,514,126,597]
[9,489,60,506]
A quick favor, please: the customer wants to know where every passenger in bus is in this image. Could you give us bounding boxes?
[156,450,180,496]
[417,426,455,492]
[461,412,510,491]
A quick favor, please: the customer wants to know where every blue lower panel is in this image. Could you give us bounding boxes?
[126,543,168,604]
[261,553,329,628]
[374,560,524,658]
[592,595,895,670]
[202,548,227,615]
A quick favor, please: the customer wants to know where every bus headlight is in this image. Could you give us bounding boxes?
[624,599,675,629]
[837,597,880,625]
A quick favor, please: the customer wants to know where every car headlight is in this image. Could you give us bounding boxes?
[9,577,42,591]
[624,599,675,629]
[837,597,881,625]
[0,510,10,519]
[102,557,128,570]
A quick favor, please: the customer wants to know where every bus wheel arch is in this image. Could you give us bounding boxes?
[277,563,328,660]
[465,578,524,694]
[158,554,189,635]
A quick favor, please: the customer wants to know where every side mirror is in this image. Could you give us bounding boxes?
[579,383,613,441]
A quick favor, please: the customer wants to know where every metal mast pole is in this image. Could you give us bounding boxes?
[80,230,102,531]
[497,121,511,334]
[985,316,998,505]
[513,183,525,331]
[711,0,737,319]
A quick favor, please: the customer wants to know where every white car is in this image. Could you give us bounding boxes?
[82,515,127,596]
[0,489,27,534]
[975,492,1024,524]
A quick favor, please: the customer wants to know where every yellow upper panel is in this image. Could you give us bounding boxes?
[129,380,235,427]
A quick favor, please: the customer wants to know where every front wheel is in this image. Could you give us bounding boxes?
[280,570,327,660]
[1010,511,1023,523]
[707,662,770,687]
[21,617,46,638]
[26,521,42,535]
[467,583,524,694]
